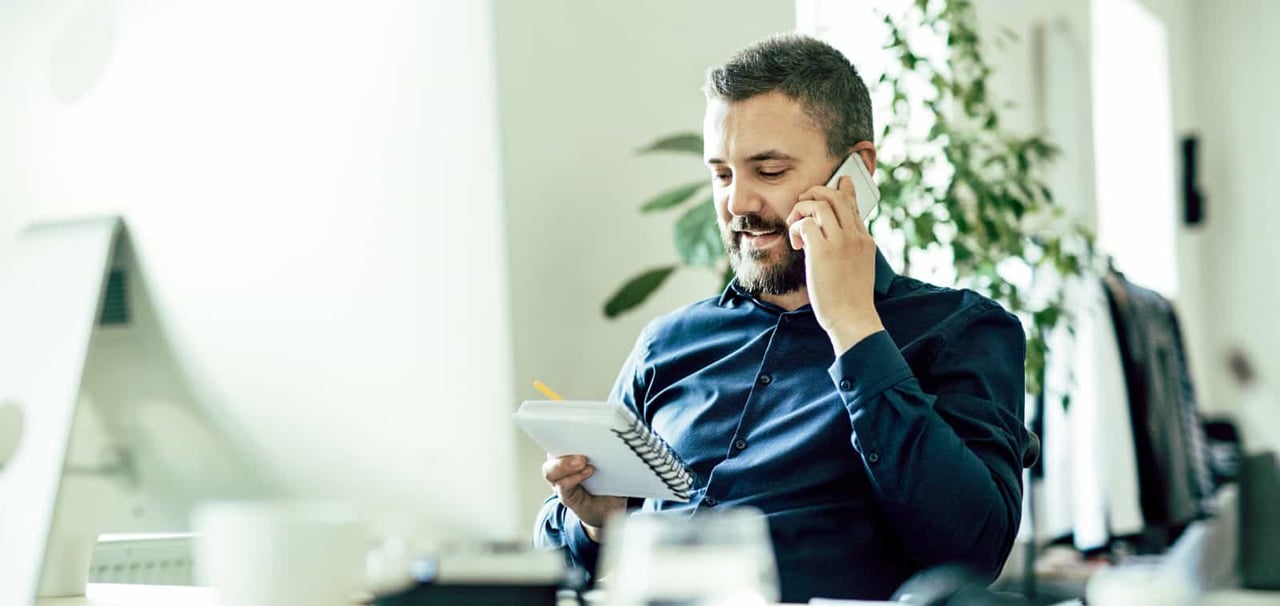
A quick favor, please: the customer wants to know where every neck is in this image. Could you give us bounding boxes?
[760,287,810,311]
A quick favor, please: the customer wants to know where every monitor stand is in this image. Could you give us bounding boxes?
[0,217,123,604]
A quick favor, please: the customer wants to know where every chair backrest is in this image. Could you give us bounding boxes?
[1023,431,1041,469]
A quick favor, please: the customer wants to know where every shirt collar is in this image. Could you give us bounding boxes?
[717,248,897,307]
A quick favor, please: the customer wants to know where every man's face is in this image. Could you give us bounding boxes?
[703,90,840,296]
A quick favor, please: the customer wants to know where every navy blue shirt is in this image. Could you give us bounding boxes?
[535,251,1029,601]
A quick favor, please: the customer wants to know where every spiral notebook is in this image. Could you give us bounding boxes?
[514,400,693,502]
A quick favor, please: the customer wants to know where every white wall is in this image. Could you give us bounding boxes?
[0,0,522,540]
[973,0,1220,411]
[494,0,795,526]
[1191,0,1280,416]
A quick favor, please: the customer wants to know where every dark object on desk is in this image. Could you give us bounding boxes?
[1202,417,1242,487]
[372,547,576,606]
[892,564,1031,605]
[1240,451,1280,590]
[372,582,560,606]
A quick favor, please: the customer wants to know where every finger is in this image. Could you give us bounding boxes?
[789,216,824,250]
[801,179,857,232]
[555,478,583,507]
[541,455,584,480]
[553,467,595,506]
[542,455,587,484]
[786,200,840,237]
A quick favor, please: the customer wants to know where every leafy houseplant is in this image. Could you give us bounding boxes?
[604,0,1094,398]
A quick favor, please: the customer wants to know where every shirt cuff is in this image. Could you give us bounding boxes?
[827,330,914,412]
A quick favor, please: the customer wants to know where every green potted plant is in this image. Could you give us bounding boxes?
[604,0,1094,398]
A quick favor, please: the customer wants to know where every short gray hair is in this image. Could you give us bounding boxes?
[705,34,873,158]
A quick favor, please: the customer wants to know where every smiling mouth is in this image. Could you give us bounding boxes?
[738,230,783,248]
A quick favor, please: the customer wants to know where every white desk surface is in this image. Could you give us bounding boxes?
[36,584,213,606]
[33,583,1280,606]
[36,584,801,606]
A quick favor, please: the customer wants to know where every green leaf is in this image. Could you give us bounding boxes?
[604,266,678,318]
[1039,184,1054,202]
[674,202,723,267]
[638,133,703,155]
[641,181,706,213]
[915,212,937,243]
[1034,305,1061,330]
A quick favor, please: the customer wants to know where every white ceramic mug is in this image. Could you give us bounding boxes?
[192,500,367,606]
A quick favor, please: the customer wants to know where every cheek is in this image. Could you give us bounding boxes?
[714,194,732,223]
[764,196,799,222]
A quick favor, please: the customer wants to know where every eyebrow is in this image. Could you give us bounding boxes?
[705,149,797,165]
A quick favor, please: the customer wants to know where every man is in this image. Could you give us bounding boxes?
[535,34,1029,601]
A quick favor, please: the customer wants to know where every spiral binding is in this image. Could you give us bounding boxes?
[611,417,693,500]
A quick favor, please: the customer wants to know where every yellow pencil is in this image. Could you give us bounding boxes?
[532,380,564,401]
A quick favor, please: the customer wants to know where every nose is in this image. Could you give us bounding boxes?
[725,178,764,218]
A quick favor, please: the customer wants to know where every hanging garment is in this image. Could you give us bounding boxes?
[1041,276,1145,550]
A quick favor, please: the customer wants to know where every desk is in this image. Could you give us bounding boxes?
[1201,591,1280,606]
[37,585,804,606]
[36,584,213,606]
[34,583,1280,605]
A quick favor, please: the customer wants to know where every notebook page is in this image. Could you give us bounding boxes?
[515,400,690,502]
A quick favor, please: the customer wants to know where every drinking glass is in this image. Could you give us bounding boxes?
[601,507,779,606]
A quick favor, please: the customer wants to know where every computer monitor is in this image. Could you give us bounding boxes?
[0,1,524,602]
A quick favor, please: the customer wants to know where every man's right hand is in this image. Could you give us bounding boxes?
[542,455,626,542]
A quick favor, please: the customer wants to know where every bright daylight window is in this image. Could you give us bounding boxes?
[799,0,1179,297]
[1091,0,1179,297]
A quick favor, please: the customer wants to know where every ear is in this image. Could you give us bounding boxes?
[849,141,878,177]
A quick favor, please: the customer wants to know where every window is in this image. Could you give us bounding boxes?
[1092,0,1179,296]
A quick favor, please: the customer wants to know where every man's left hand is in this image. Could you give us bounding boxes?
[787,174,885,355]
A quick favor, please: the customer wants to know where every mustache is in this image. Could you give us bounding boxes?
[726,214,788,234]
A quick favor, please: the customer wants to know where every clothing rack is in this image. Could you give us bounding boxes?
[1017,261,1216,601]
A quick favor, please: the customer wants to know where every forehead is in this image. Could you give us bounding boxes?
[703,90,826,161]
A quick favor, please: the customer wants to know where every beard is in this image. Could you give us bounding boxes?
[720,213,807,297]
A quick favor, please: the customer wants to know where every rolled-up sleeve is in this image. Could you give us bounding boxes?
[827,306,1028,579]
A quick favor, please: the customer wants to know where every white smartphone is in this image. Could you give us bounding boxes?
[826,153,880,222]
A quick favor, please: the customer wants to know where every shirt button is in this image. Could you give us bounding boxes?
[704,497,718,507]
[868,452,881,464]
[839,379,852,391]
[758,373,772,385]
[733,439,748,451]
[781,315,794,325]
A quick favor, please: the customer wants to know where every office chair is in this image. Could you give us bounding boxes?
[1023,431,1041,470]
